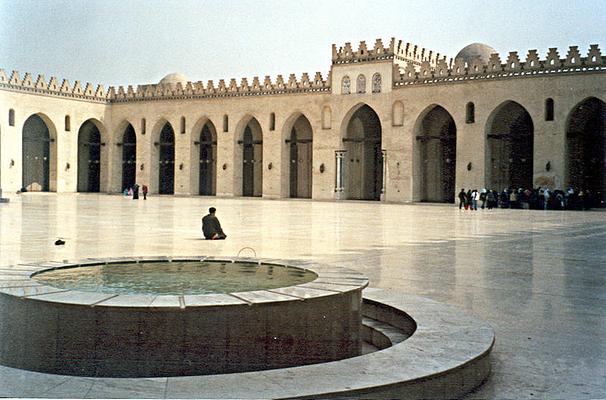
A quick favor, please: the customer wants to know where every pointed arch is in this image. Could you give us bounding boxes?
[150,118,175,194]
[413,104,457,202]
[190,117,218,196]
[21,113,57,192]
[566,97,606,206]
[77,118,106,192]
[340,103,383,200]
[485,101,534,190]
[234,115,263,197]
[281,112,313,198]
[121,123,137,191]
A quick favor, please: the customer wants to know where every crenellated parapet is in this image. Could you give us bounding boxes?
[394,45,606,87]
[332,38,444,70]
[0,68,331,103]
[0,69,107,103]
[108,72,331,102]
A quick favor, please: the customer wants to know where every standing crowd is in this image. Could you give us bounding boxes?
[123,184,148,200]
[458,187,601,211]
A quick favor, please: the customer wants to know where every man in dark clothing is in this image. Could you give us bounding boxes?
[202,207,226,240]
[458,189,466,209]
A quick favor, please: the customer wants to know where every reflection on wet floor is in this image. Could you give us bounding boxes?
[0,193,605,399]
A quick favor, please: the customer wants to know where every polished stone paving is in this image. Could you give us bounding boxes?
[0,193,605,399]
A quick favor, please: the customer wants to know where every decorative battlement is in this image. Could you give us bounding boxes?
[394,44,606,87]
[2,44,605,103]
[332,38,444,69]
[108,71,331,102]
[0,68,331,103]
[0,69,107,103]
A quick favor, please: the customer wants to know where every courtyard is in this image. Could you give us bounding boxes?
[0,193,604,398]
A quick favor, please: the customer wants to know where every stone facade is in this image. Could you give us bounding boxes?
[1,38,605,203]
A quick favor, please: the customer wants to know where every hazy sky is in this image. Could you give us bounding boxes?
[1,0,605,87]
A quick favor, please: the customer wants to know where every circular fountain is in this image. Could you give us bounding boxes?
[0,256,368,378]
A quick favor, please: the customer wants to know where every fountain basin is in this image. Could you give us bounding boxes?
[0,256,368,378]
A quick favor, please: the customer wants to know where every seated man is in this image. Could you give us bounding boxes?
[202,207,227,240]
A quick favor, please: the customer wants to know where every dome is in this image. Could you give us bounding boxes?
[455,43,498,65]
[159,72,189,86]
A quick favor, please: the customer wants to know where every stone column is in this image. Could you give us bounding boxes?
[334,150,346,200]
[380,149,387,201]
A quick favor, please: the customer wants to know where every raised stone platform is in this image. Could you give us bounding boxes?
[0,285,494,399]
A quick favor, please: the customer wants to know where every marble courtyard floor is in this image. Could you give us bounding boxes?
[0,193,604,399]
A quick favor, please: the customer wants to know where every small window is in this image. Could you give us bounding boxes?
[545,98,554,121]
[356,74,366,94]
[180,116,186,134]
[341,76,351,95]
[466,102,475,124]
[141,118,146,134]
[8,109,15,126]
[372,73,382,93]
[65,115,71,131]
[223,115,229,132]
[269,113,275,131]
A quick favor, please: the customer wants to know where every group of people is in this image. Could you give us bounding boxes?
[123,184,148,200]
[458,187,601,211]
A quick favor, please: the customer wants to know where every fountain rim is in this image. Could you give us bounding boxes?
[0,256,369,308]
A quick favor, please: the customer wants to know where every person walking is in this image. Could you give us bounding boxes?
[132,183,140,200]
[142,184,148,200]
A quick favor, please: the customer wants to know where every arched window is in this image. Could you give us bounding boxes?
[180,116,186,134]
[372,73,382,93]
[8,109,15,126]
[141,118,146,134]
[545,98,554,121]
[269,113,275,131]
[65,115,71,131]
[341,76,351,95]
[357,74,366,94]
[223,115,229,132]
[466,102,475,124]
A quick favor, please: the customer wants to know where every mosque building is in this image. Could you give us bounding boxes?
[1,39,604,204]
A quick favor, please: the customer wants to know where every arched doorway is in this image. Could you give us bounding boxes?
[199,122,217,196]
[121,124,136,191]
[343,104,382,200]
[566,97,606,205]
[240,118,263,197]
[22,114,51,191]
[288,115,313,198]
[415,106,456,202]
[486,101,534,190]
[77,120,102,192]
[158,123,175,194]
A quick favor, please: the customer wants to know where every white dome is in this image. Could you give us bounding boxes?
[455,43,497,64]
[159,72,189,86]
